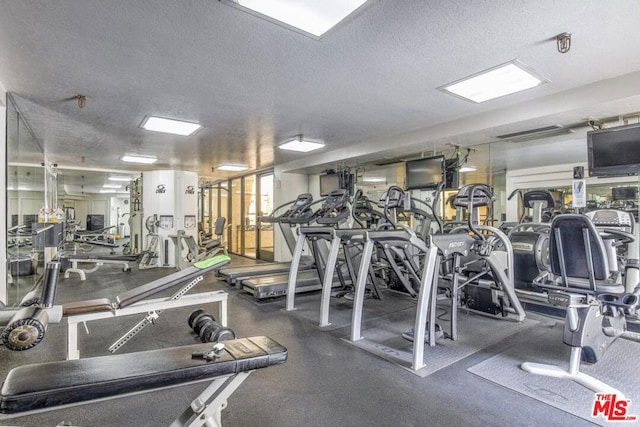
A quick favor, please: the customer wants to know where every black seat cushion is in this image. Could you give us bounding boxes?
[548,215,608,282]
[0,336,286,414]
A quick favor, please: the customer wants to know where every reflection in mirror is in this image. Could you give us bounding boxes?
[5,94,138,305]
[6,94,44,304]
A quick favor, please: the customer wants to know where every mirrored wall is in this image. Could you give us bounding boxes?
[6,94,44,303]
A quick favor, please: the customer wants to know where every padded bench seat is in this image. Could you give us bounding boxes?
[1,336,287,414]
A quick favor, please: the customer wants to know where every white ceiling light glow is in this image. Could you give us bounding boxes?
[440,61,547,103]
[102,184,122,189]
[141,116,202,136]
[121,155,158,164]
[363,177,386,183]
[108,176,133,182]
[459,166,477,173]
[217,163,249,172]
[231,0,368,37]
[279,137,325,153]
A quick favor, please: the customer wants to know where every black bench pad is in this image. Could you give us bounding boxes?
[1,336,286,414]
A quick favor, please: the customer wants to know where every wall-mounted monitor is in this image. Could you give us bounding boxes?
[588,123,640,177]
[23,214,38,230]
[86,214,105,231]
[612,187,637,201]
[444,158,459,189]
[320,174,341,196]
[405,155,445,190]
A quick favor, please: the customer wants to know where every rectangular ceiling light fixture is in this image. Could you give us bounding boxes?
[102,184,122,189]
[229,0,369,37]
[121,155,158,164]
[440,61,547,103]
[108,176,133,182]
[279,137,325,153]
[141,116,202,136]
[458,166,477,173]
[217,163,249,172]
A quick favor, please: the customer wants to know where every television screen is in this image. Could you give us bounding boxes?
[87,214,105,231]
[23,214,38,230]
[320,174,340,196]
[405,155,444,190]
[588,123,640,177]
[444,158,459,189]
[612,187,637,201]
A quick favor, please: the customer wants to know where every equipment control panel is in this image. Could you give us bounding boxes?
[585,209,635,233]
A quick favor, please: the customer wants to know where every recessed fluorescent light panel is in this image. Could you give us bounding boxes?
[102,184,122,189]
[459,166,477,173]
[279,138,325,153]
[141,116,202,136]
[108,176,133,182]
[218,163,249,172]
[363,177,386,183]
[229,0,369,37]
[121,155,157,164]
[440,61,547,103]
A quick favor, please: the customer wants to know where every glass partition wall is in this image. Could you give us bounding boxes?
[6,94,45,304]
[201,171,274,260]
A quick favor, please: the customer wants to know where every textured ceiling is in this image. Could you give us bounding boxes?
[2,0,640,187]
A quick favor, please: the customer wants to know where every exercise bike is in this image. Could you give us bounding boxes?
[521,213,640,395]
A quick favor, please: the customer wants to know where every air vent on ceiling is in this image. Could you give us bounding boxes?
[374,158,406,166]
[496,124,574,143]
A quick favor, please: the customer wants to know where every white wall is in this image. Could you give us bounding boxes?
[272,169,310,262]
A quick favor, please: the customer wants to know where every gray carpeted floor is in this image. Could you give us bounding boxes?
[467,322,640,426]
[344,303,540,377]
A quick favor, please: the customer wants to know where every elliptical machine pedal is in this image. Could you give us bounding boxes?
[401,323,445,342]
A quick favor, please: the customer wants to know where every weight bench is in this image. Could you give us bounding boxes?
[63,254,232,358]
[63,253,141,281]
[2,255,232,358]
[0,336,287,427]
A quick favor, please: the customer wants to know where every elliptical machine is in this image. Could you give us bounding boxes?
[507,189,555,292]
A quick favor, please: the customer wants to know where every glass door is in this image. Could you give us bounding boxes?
[257,173,274,261]
[243,175,257,258]
[229,178,241,254]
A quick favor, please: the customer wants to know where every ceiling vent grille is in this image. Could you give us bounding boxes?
[496,124,574,143]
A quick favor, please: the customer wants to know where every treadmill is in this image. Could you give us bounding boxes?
[242,190,351,299]
[217,193,316,285]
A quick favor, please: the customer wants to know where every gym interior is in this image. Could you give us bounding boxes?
[2,1,640,426]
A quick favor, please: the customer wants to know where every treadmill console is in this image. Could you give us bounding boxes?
[315,190,350,224]
[585,209,635,233]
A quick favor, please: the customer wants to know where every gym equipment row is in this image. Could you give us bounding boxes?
[281,182,640,398]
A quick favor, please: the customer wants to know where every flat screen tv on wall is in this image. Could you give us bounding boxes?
[588,123,640,177]
[405,155,445,190]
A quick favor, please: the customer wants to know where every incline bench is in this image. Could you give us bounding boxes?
[1,254,232,358]
[63,254,232,359]
[0,336,287,427]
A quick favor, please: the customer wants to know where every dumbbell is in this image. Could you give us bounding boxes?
[187,309,236,343]
[188,308,206,330]
[1,307,49,351]
[199,320,235,343]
